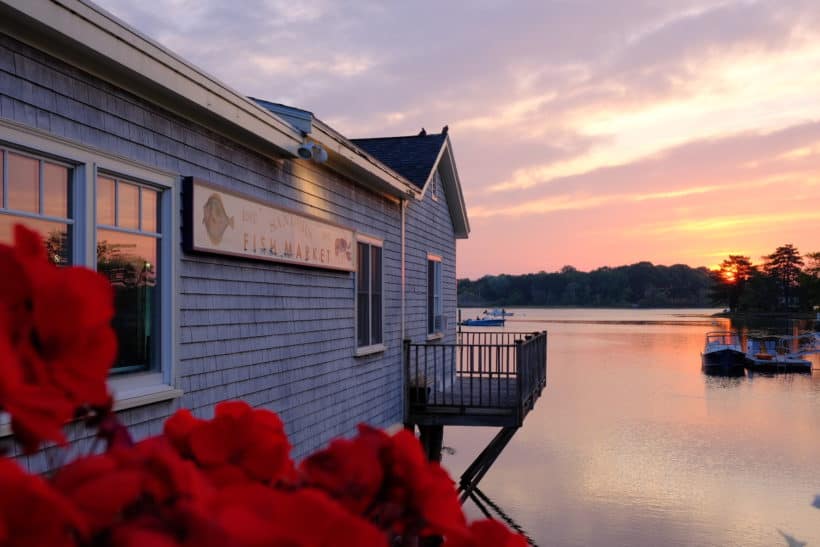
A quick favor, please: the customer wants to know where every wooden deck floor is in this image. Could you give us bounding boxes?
[409,376,526,427]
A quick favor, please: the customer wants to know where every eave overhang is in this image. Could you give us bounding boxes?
[0,0,302,159]
[1,0,425,202]
[420,137,470,239]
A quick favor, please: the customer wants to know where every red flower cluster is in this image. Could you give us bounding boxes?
[0,458,81,546]
[164,401,295,487]
[0,225,527,546]
[301,424,467,537]
[0,225,116,453]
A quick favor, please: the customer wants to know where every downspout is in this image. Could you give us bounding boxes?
[401,198,407,339]
[400,198,408,427]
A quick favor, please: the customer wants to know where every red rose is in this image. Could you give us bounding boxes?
[163,401,294,487]
[0,458,82,546]
[0,224,116,453]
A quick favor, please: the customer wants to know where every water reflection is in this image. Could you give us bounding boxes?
[445,309,820,546]
[97,232,157,372]
[466,487,539,547]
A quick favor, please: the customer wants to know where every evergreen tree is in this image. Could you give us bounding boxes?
[762,244,804,310]
[800,251,820,309]
[709,255,754,312]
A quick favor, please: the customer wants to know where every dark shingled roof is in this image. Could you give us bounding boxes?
[351,133,447,189]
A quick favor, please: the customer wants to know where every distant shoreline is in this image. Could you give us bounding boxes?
[711,311,817,320]
[458,305,719,310]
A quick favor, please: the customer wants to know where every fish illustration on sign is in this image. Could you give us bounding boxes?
[202,193,234,245]
[335,237,352,262]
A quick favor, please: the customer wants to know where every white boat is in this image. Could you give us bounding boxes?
[745,334,815,373]
[701,331,746,375]
[484,308,514,317]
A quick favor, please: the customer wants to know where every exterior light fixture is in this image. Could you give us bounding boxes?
[297,142,328,163]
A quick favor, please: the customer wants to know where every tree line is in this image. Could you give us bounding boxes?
[458,244,820,311]
[458,262,714,308]
[710,244,820,313]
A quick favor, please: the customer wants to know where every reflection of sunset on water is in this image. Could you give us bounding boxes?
[443,309,819,546]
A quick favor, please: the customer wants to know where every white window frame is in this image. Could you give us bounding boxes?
[0,119,182,416]
[427,254,443,339]
[355,233,385,356]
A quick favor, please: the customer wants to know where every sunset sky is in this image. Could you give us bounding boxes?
[96,0,820,279]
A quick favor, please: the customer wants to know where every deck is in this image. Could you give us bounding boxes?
[404,331,548,427]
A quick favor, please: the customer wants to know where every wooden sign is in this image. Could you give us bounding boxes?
[183,178,355,271]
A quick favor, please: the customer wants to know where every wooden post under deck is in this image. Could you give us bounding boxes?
[458,426,519,503]
[418,425,444,462]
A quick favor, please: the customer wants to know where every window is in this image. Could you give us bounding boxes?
[0,148,72,265]
[96,175,161,373]
[356,238,383,350]
[0,121,179,412]
[428,255,442,335]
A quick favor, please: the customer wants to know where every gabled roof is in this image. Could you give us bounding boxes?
[351,134,447,190]
[352,131,470,239]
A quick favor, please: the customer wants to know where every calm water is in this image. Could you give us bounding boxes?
[444,308,820,547]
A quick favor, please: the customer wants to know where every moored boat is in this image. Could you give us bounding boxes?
[460,316,505,327]
[701,331,746,375]
[744,334,815,373]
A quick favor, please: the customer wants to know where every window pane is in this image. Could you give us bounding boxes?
[141,187,158,233]
[7,153,39,213]
[428,260,435,334]
[43,162,69,218]
[357,242,370,347]
[0,216,71,265]
[370,246,382,344]
[97,228,158,372]
[435,262,443,332]
[118,182,139,230]
[97,176,115,225]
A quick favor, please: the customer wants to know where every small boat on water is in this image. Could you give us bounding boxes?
[484,308,514,317]
[459,309,506,326]
[701,331,746,375]
[460,316,505,327]
[745,334,815,373]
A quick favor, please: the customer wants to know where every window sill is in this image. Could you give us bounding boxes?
[108,372,183,411]
[426,333,444,342]
[112,384,184,412]
[355,343,386,357]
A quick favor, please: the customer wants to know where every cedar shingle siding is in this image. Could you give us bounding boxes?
[405,170,457,345]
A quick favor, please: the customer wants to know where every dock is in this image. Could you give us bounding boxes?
[404,330,547,502]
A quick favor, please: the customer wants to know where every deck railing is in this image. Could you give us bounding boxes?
[404,331,547,426]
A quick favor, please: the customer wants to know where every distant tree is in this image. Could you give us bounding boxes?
[457,262,713,307]
[738,269,778,311]
[799,251,820,309]
[709,255,754,312]
[762,244,804,310]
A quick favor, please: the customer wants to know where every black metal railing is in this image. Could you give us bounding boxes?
[516,331,548,415]
[404,331,547,424]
